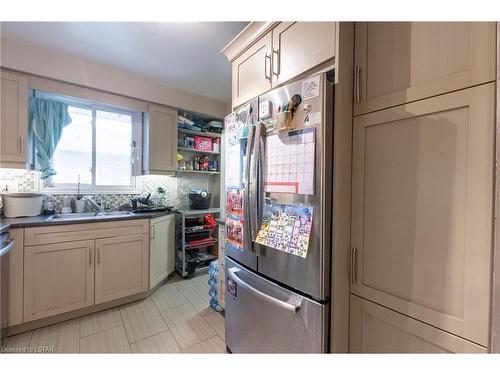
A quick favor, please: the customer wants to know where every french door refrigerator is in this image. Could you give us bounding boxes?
[224,72,334,353]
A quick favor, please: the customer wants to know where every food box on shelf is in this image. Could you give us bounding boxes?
[194,136,212,151]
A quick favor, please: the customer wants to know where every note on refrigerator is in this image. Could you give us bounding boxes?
[225,114,242,187]
[264,128,315,195]
[255,203,313,258]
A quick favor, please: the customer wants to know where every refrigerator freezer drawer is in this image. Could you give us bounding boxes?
[225,256,328,353]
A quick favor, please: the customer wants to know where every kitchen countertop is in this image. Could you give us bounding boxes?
[0,210,175,234]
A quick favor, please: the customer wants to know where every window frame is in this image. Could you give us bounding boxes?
[38,91,142,194]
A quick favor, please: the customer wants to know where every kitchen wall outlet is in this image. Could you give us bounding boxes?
[259,100,273,120]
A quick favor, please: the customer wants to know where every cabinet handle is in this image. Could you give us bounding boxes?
[272,49,280,78]
[355,65,361,103]
[265,53,272,83]
[151,224,156,239]
[97,248,101,266]
[89,249,92,268]
[351,247,358,284]
[19,135,24,156]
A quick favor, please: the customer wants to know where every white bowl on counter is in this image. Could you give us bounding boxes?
[1,192,43,218]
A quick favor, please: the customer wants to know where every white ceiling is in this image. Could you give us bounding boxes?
[0,22,248,103]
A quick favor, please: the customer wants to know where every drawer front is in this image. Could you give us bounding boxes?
[225,256,327,353]
[25,219,149,246]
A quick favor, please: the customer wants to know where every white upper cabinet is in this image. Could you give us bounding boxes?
[350,83,495,346]
[232,31,273,108]
[227,22,338,109]
[0,69,29,167]
[142,104,178,175]
[271,22,337,87]
[353,22,496,115]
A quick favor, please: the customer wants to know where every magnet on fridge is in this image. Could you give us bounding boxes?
[227,277,237,297]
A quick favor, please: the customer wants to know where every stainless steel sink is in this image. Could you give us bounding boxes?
[47,211,134,221]
[96,211,135,217]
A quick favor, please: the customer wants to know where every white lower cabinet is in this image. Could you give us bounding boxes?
[95,234,149,304]
[149,215,175,290]
[349,295,487,353]
[21,219,150,324]
[24,240,95,322]
[351,84,494,346]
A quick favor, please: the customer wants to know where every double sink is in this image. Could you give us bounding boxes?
[46,211,135,221]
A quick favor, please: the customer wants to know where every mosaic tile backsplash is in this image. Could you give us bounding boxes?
[0,169,183,213]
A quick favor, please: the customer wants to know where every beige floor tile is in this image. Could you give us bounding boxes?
[30,320,80,353]
[130,330,182,353]
[120,298,168,343]
[180,273,208,289]
[161,303,216,349]
[168,273,185,284]
[80,326,131,353]
[203,310,225,339]
[79,308,123,338]
[177,283,212,315]
[1,331,33,353]
[183,335,226,353]
[151,283,189,312]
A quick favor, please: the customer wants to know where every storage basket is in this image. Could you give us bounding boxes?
[189,192,212,209]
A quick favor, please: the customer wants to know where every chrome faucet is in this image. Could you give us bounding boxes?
[82,196,106,214]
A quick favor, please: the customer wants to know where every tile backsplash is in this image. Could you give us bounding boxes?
[0,168,39,192]
[0,169,183,213]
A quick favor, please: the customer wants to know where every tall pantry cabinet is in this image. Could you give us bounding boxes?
[349,22,497,353]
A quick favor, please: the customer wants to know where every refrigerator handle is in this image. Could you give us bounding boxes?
[243,125,256,252]
[228,267,301,313]
[253,122,266,256]
[250,122,263,242]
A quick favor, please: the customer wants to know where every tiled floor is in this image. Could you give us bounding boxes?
[2,272,226,354]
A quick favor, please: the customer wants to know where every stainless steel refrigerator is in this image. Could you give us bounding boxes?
[224,72,334,353]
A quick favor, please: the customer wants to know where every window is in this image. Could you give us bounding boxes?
[40,92,142,192]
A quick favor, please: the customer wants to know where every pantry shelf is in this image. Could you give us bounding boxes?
[177,147,220,155]
[185,238,218,249]
[176,170,220,175]
[176,208,221,278]
[178,127,222,138]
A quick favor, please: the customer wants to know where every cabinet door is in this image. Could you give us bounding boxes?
[24,241,95,322]
[351,84,494,346]
[353,22,496,115]
[7,228,24,326]
[0,69,28,166]
[271,22,337,87]
[165,216,175,275]
[349,295,487,353]
[144,105,178,174]
[95,234,149,304]
[149,217,169,289]
[232,31,272,108]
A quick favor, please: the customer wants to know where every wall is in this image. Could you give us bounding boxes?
[0,38,226,119]
[0,168,220,214]
[0,169,179,212]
